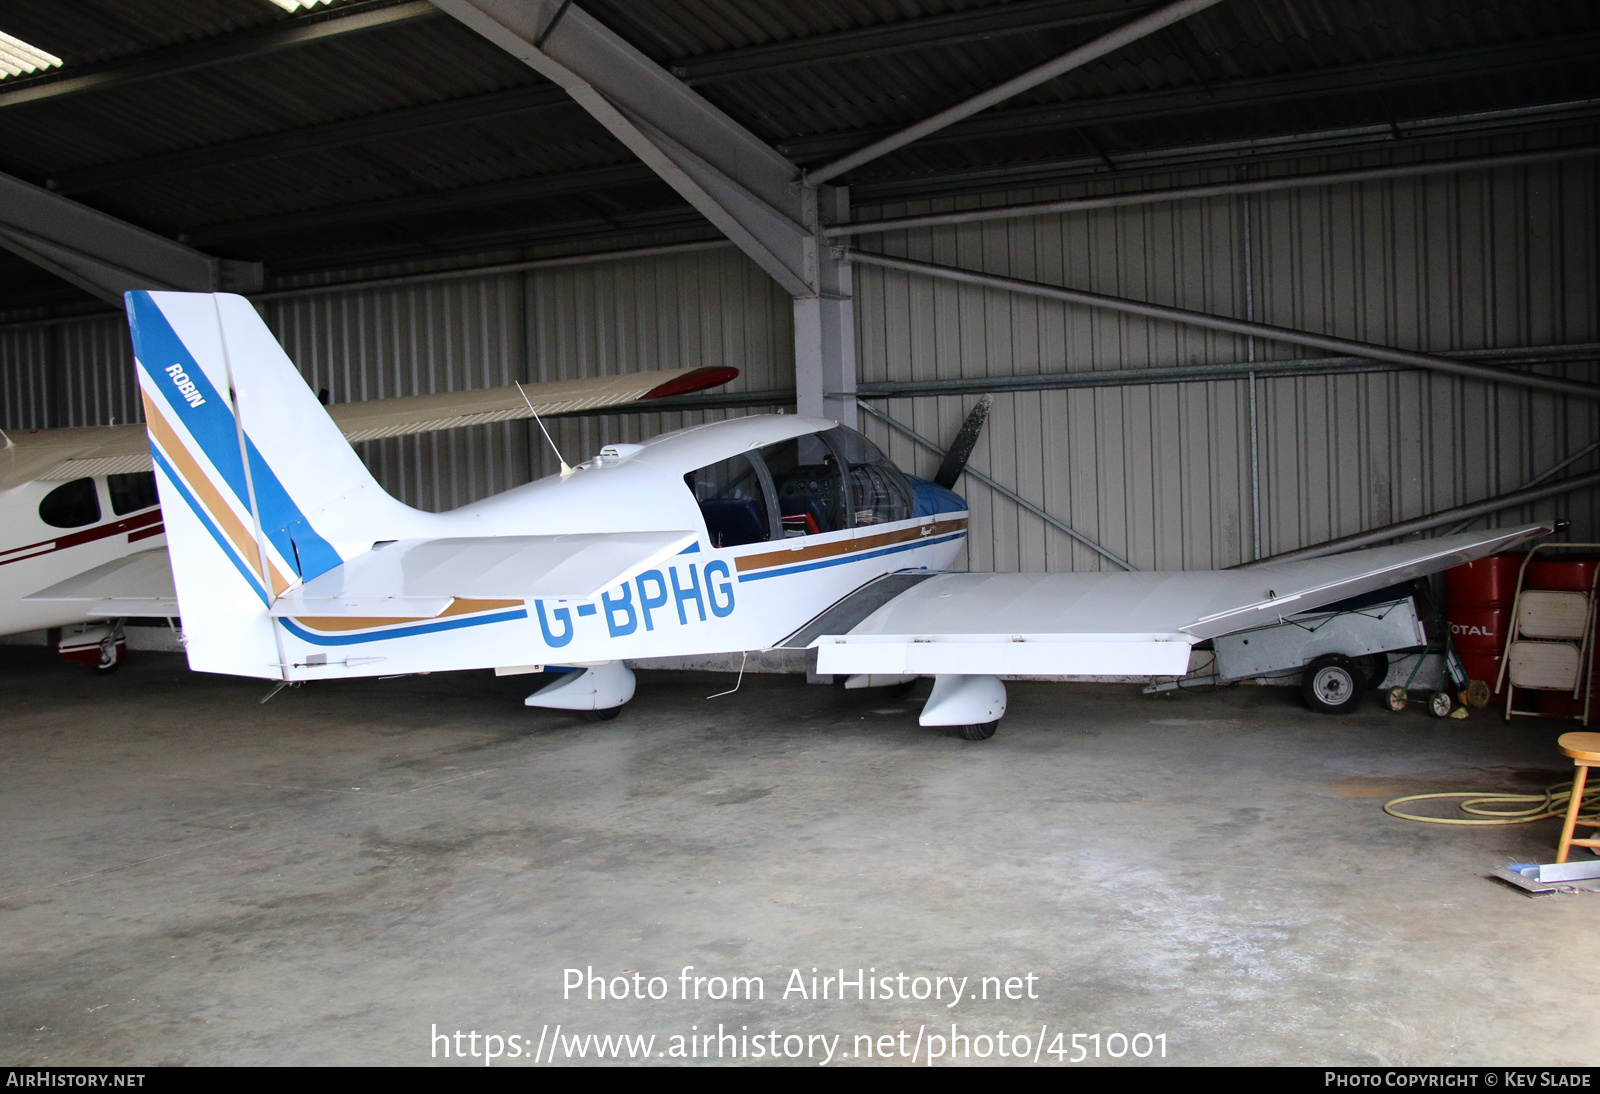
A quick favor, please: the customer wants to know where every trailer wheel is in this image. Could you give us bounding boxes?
[1355,652,1389,690]
[1301,654,1366,714]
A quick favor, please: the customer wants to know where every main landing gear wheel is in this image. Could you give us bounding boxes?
[958,721,998,741]
[1301,654,1365,714]
[581,707,621,722]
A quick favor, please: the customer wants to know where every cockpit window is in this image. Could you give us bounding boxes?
[759,434,848,536]
[685,453,774,548]
[823,426,914,527]
[39,477,101,529]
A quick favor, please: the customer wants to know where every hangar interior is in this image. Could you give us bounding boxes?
[2,0,1599,1068]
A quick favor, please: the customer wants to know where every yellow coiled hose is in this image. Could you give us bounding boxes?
[1384,782,1600,826]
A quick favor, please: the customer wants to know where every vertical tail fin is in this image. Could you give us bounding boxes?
[127,291,416,677]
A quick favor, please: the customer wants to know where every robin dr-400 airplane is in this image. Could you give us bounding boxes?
[32,290,1548,737]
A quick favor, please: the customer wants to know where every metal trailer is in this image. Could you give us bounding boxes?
[1143,595,1441,714]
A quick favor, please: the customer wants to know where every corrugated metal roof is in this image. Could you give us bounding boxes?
[0,0,1595,304]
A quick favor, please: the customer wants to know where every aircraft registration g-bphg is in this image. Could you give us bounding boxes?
[35,290,1549,739]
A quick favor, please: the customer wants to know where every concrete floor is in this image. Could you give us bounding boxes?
[2,646,1597,1067]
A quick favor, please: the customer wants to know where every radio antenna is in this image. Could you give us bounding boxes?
[514,381,575,477]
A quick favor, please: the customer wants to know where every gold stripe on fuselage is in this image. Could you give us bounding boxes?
[734,518,967,574]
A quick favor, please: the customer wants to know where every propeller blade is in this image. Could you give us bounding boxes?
[933,393,992,490]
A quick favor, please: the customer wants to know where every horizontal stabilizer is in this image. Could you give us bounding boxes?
[269,530,698,617]
[814,524,1549,677]
[23,548,179,617]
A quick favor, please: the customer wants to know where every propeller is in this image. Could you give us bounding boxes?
[932,393,992,490]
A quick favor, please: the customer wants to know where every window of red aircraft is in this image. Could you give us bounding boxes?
[39,478,101,529]
[109,471,160,515]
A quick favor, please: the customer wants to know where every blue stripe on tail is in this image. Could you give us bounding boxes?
[127,291,344,582]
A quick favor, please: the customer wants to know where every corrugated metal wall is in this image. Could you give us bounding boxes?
[852,137,1599,573]
[2,137,1594,576]
[0,245,792,512]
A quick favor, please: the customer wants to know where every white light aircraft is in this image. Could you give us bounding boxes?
[1,326,738,670]
[33,290,1549,737]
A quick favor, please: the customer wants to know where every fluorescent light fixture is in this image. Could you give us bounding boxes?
[265,0,337,11]
[0,30,63,80]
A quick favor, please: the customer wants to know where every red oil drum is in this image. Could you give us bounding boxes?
[1458,651,1506,699]
[1526,556,1600,592]
[1445,553,1525,607]
[1447,607,1508,654]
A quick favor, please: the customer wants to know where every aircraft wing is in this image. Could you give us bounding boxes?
[323,366,740,441]
[23,548,179,617]
[0,366,739,490]
[0,422,152,489]
[268,530,698,618]
[808,524,1550,677]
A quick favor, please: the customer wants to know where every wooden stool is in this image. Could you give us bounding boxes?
[1556,731,1600,863]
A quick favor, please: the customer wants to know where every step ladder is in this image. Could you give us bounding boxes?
[1499,544,1600,725]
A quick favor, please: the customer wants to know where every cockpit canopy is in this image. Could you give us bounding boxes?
[684,425,914,548]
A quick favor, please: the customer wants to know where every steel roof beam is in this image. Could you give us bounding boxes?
[854,344,1600,398]
[784,32,1600,166]
[0,0,439,112]
[430,1,861,421]
[0,171,260,304]
[431,0,812,296]
[805,0,1226,185]
[46,1,1148,195]
[850,251,1600,403]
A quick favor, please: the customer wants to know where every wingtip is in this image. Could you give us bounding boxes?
[639,366,740,401]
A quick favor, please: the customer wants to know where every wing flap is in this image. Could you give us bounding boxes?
[812,525,1549,676]
[23,548,179,617]
[269,530,698,617]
